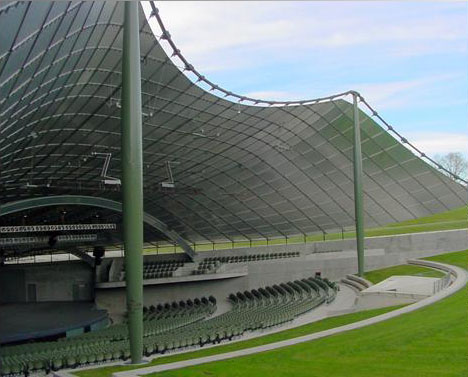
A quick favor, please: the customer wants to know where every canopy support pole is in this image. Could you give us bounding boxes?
[122,1,144,364]
[352,92,365,277]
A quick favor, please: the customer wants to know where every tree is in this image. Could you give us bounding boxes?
[434,152,468,180]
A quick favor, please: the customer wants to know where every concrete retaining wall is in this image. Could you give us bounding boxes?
[95,229,467,320]
[3,229,465,316]
[200,228,467,261]
[0,261,93,303]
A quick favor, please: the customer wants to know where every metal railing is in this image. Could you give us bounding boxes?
[433,273,451,294]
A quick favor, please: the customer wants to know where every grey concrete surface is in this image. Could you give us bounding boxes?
[0,302,107,344]
[96,229,467,319]
[96,267,247,289]
[340,277,367,292]
[363,276,438,296]
[354,292,421,310]
[0,261,93,303]
[354,273,442,310]
[4,229,465,317]
[345,274,373,288]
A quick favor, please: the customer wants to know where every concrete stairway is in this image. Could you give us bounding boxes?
[340,274,373,292]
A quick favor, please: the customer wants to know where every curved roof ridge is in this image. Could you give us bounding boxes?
[146,2,352,107]
[146,2,467,185]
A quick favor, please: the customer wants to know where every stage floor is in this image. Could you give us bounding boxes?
[0,301,107,344]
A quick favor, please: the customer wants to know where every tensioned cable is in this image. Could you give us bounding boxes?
[358,96,467,185]
[3,13,458,234]
[0,2,465,244]
[0,3,300,241]
[328,99,466,207]
[148,1,467,186]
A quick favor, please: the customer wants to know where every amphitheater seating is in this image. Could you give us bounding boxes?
[202,251,300,265]
[141,276,336,356]
[0,277,337,375]
[120,260,184,281]
[193,260,223,275]
[119,253,300,280]
[0,296,214,375]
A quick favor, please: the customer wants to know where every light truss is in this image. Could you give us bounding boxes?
[0,224,117,233]
[0,234,98,246]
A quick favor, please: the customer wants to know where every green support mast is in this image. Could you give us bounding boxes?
[352,92,365,277]
[121,1,144,364]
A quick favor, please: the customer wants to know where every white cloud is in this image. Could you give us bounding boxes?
[388,43,467,58]
[405,132,468,156]
[350,73,465,110]
[141,2,467,140]
[243,90,301,101]
[146,1,467,67]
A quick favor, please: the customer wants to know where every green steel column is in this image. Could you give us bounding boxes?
[121,1,143,364]
[352,92,365,277]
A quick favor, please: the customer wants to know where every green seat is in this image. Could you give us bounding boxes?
[52,358,63,370]
[2,365,11,375]
[145,345,154,355]
[66,356,76,368]
[33,360,44,370]
[88,353,97,364]
[78,354,88,365]
[11,363,22,374]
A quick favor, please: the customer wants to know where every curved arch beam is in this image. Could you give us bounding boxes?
[0,195,195,259]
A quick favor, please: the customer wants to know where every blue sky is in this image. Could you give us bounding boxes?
[144,1,468,157]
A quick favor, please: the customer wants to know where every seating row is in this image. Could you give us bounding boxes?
[139,277,336,357]
[0,296,215,375]
[119,260,184,281]
[0,277,337,375]
[193,260,223,275]
[203,251,300,264]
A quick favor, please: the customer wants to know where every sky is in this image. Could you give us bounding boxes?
[143,1,468,158]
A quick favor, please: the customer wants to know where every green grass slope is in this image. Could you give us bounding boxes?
[387,206,467,227]
[149,250,467,377]
[425,249,468,267]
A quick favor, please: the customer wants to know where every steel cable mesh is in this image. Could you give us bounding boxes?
[0,1,465,245]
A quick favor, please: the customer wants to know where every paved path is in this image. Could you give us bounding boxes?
[112,260,467,377]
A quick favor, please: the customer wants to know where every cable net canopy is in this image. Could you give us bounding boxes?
[0,1,465,243]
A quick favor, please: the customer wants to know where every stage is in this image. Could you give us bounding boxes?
[0,302,108,344]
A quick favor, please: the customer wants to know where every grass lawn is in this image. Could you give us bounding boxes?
[424,249,468,269]
[387,206,467,227]
[145,250,468,377]
[363,264,445,284]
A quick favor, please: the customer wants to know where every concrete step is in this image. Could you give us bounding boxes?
[340,277,366,292]
[346,274,373,289]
